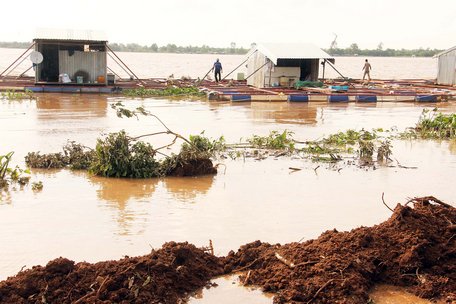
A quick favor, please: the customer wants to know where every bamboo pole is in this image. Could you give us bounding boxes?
[324,59,346,80]
[222,49,258,81]
[197,67,213,86]
[107,53,134,79]
[0,42,35,77]
[245,60,270,81]
[106,44,144,84]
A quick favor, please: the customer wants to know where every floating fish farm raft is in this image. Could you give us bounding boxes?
[0,76,455,103]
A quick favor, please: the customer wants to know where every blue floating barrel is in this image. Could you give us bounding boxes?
[415,95,437,102]
[231,94,251,101]
[288,95,309,102]
[329,95,349,102]
[357,95,377,102]
[25,86,43,92]
[330,85,349,92]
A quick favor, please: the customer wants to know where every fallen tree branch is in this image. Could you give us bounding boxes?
[406,196,454,208]
[382,192,395,212]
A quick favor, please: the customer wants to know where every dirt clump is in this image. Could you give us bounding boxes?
[223,198,455,303]
[167,158,217,177]
[0,242,223,304]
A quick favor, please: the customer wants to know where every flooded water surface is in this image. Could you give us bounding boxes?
[0,94,455,302]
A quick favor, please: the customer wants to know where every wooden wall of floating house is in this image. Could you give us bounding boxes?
[58,50,106,83]
[437,49,456,85]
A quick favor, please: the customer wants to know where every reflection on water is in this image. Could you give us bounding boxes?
[35,94,109,119]
[90,175,159,236]
[189,275,272,304]
[448,140,456,155]
[250,102,318,125]
[190,281,443,304]
[369,285,443,304]
[91,175,158,205]
[162,175,215,203]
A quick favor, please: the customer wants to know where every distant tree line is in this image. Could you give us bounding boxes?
[0,41,444,57]
[108,42,249,54]
[0,41,32,48]
[325,43,443,57]
[0,41,249,55]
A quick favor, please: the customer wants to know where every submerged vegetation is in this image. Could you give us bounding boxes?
[26,103,220,178]
[122,86,205,98]
[401,109,456,139]
[25,141,94,170]
[247,130,295,151]
[24,107,456,178]
[0,152,31,190]
[1,89,34,100]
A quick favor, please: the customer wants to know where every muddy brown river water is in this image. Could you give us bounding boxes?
[0,94,455,303]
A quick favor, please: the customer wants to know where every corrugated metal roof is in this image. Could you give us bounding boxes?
[434,45,456,58]
[256,42,333,64]
[34,28,108,42]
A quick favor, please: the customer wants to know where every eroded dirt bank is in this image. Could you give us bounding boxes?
[0,242,224,304]
[0,198,454,303]
[224,198,455,303]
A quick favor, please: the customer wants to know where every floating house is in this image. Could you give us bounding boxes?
[435,46,456,86]
[246,42,334,88]
[33,29,109,85]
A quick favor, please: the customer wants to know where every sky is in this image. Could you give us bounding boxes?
[0,0,454,50]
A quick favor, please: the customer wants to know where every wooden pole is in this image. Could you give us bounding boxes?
[245,60,270,81]
[17,65,33,79]
[222,49,258,81]
[107,66,122,80]
[324,59,346,80]
[106,44,144,84]
[107,53,131,77]
[5,55,30,77]
[197,67,214,86]
[0,42,35,77]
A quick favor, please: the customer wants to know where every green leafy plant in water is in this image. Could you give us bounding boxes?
[1,152,31,189]
[25,141,94,170]
[377,139,392,162]
[159,133,225,176]
[358,139,375,160]
[247,130,295,151]
[122,86,205,98]
[63,141,95,170]
[1,89,34,100]
[412,108,456,139]
[89,130,160,178]
[31,181,43,191]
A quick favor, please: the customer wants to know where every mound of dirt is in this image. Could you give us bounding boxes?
[223,198,456,303]
[0,242,223,304]
[167,158,217,177]
[0,197,454,304]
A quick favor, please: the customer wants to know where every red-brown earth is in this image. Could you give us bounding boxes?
[0,197,454,303]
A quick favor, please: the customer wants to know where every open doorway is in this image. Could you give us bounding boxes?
[38,44,59,82]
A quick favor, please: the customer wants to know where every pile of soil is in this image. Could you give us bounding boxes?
[0,197,454,303]
[0,242,223,304]
[223,198,456,303]
[167,158,217,177]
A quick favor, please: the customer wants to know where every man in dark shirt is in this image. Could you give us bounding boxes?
[213,59,223,82]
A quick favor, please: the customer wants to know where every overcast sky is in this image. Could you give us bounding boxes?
[0,0,454,50]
